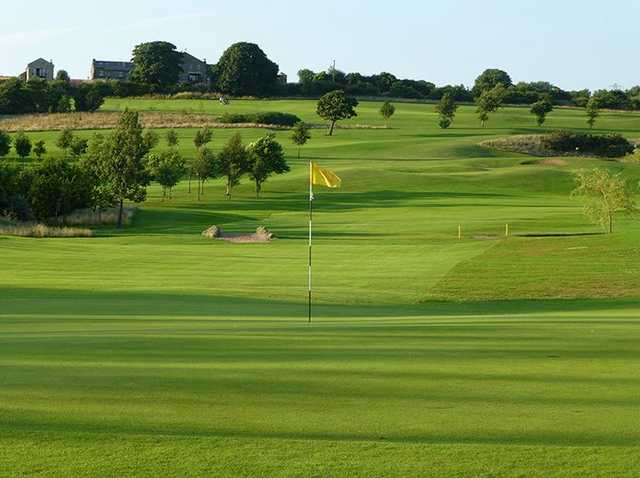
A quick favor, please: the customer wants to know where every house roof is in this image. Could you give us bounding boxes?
[92,60,134,70]
[28,58,53,67]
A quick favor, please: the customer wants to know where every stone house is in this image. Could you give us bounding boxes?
[26,58,54,81]
[90,60,134,81]
[178,52,210,87]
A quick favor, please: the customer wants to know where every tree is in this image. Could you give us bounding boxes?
[56,95,73,113]
[28,157,94,221]
[476,85,506,127]
[247,134,289,198]
[379,101,396,126]
[14,132,32,161]
[130,41,183,91]
[55,70,70,83]
[216,42,279,96]
[69,137,89,159]
[146,150,186,200]
[586,97,600,129]
[473,69,513,96]
[143,130,159,151]
[291,122,311,160]
[316,90,358,136]
[530,99,554,126]
[57,129,74,154]
[0,130,12,158]
[33,140,46,160]
[573,169,637,234]
[193,127,213,149]
[214,133,249,198]
[166,129,179,148]
[435,93,458,129]
[90,110,151,228]
[191,147,215,200]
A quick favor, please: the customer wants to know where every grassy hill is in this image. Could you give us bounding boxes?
[1,99,640,477]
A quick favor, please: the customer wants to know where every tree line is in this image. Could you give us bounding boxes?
[0,112,296,227]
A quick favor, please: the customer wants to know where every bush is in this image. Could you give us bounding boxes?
[542,131,635,158]
[218,111,301,126]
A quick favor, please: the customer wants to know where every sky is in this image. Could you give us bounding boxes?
[1,0,638,91]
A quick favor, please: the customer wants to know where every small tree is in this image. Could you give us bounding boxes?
[91,110,151,228]
[193,127,213,149]
[55,70,70,82]
[56,96,73,113]
[69,137,89,159]
[14,132,32,162]
[586,97,600,129]
[476,85,505,127]
[147,150,186,200]
[572,169,637,234]
[214,133,249,198]
[531,99,554,126]
[57,129,74,154]
[33,140,46,160]
[379,101,396,126]
[291,122,311,160]
[166,129,179,148]
[191,147,216,200]
[0,130,12,159]
[435,93,458,129]
[247,134,290,198]
[316,90,358,136]
[143,130,159,151]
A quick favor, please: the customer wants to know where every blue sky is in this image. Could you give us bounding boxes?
[1,0,637,90]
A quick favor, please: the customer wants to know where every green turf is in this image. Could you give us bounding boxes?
[1,99,640,477]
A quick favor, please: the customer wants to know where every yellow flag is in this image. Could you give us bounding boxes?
[311,162,341,189]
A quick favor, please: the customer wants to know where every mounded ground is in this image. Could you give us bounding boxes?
[1,99,640,477]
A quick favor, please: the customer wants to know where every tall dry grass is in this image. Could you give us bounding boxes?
[62,207,136,226]
[0,224,92,238]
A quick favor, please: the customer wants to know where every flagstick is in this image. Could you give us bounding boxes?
[308,160,313,324]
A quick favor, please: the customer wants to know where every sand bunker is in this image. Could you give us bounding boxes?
[202,226,275,243]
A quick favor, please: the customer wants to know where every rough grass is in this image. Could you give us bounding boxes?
[62,207,136,226]
[0,223,92,237]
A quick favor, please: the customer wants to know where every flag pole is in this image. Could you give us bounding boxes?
[308,161,313,323]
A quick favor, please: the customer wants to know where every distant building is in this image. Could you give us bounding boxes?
[179,52,210,87]
[277,72,288,85]
[89,53,209,87]
[90,60,134,81]
[26,58,54,81]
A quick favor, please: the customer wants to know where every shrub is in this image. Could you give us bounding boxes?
[0,223,92,238]
[218,111,301,127]
[542,131,634,158]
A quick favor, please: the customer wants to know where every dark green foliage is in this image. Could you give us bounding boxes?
[69,137,89,159]
[218,111,301,127]
[291,122,311,160]
[473,69,513,96]
[0,78,33,114]
[166,129,179,148]
[216,42,279,96]
[131,41,183,91]
[87,110,152,227]
[56,96,73,113]
[57,129,74,152]
[142,130,159,151]
[530,99,554,126]
[146,150,185,199]
[316,90,358,136]
[74,83,106,112]
[214,133,250,198]
[27,158,93,221]
[14,132,32,160]
[542,131,634,158]
[0,130,12,158]
[247,134,289,198]
[193,127,213,149]
[0,163,28,219]
[55,70,70,83]
[191,148,216,200]
[33,140,46,160]
[476,85,506,127]
[435,93,458,129]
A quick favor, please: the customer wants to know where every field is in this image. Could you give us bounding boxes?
[1,99,640,477]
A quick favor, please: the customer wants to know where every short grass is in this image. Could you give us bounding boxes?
[1,99,640,477]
